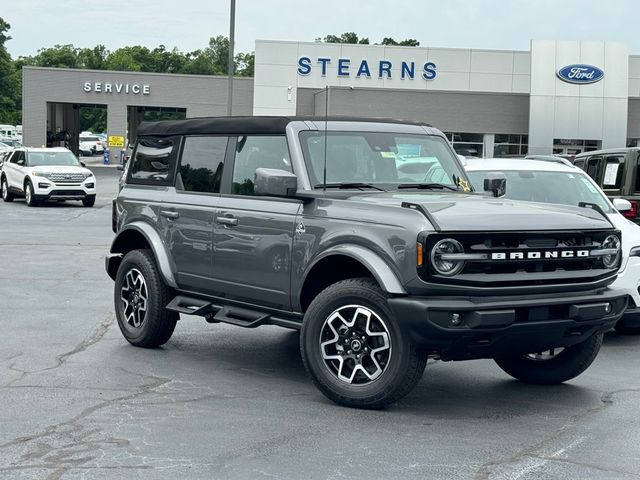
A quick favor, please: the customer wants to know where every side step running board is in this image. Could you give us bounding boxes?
[166,295,275,329]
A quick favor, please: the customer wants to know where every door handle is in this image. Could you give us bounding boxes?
[216,215,238,226]
[160,210,180,219]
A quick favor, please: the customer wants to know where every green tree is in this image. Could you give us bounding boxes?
[78,45,108,70]
[235,51,254,77]
[380,37,420,47]
[0,17,20,124]
[322,32,370,44]
[32,44,81,68]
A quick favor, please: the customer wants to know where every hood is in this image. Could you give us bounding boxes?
[348,192,615,232]
[31,165,92,175]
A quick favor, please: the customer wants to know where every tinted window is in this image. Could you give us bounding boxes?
[11,151,25,164]
[232,136,291,195]
[586,157,600,181]
[602,156,624,190]
[635,154,640,193]
[129,136,178,185]
[177,136,228,194]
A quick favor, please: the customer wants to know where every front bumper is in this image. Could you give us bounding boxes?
[611,255,640,326]
[388,288,627,361]
[33,179,96,200]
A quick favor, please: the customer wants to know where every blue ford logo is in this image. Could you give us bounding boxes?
[557,64,604,84]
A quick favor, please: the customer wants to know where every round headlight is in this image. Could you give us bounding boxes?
[601,235,621,268]
[431,238,465,276]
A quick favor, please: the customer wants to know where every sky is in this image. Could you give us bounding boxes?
[2,0,640,58]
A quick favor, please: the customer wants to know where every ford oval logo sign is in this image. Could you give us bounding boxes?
[557,64,604,84]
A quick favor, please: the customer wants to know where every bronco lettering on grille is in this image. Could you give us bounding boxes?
[491,250,590,260]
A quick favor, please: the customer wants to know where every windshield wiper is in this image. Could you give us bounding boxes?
[314,182,386,191]
[396,183,460,191]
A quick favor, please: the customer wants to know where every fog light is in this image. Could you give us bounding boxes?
[38,183,49,189]
[85,183,94,188]
[605,303,611,313]
[450,313,462,326]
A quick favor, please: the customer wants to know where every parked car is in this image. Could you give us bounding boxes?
[78,135,105,155]
[573,147,640,224]
[465,157,640,334]
[105,116,626,409]
[1,147,96,207]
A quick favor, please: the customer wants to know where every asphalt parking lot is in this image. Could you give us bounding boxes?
[1,165,640,480]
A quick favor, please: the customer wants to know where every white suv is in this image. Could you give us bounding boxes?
[465,157,640,334]
[1,147,97,207]
[79,135,105,155]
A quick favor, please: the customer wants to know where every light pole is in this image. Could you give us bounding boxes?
[227,0,236,116]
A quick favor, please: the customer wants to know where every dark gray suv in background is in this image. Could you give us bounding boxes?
[106,116,626,408]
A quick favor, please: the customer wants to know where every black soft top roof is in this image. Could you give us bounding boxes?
[136,115,431,137]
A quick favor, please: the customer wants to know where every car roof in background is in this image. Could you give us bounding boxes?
[464,157,579,173]
[21,147,71,153]
[575,146,640,158]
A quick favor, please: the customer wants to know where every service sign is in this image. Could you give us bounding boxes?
[556,64,604,84]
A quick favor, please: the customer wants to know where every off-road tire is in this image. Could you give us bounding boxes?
[494,333,603,385]
[1,177,14,202]
[114,249,178,348]
[301,278,427,409]
[82,195,96,207]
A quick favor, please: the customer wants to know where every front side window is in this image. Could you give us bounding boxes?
[300,132,466,189]
[178,136,228,194]
[231,135,292,195]
[466,169,614,213]
[129,136,178,185]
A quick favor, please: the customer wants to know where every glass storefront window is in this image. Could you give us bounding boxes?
[494,133,528,157]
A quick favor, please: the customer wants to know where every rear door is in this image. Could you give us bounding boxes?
[159,135,230,292]
[211,135,302,310]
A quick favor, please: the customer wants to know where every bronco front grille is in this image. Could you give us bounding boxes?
[419,230,620,288]
[50,173,86,183]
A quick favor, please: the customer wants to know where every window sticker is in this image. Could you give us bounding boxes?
[604,162,619,186]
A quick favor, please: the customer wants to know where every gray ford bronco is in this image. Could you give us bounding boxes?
[106,116,627,408]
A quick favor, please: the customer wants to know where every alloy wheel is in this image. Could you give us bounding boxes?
[120,268,149,328]
[319,304,392,385]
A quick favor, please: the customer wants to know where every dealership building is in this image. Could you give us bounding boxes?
[21,39,640,160]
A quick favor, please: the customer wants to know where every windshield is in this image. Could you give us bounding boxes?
[466,169,614,213]
[28,151,81,167]
[299,131,467,189]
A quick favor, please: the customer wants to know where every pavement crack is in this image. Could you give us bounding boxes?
[0,373,171,477]
[474,388,634,479]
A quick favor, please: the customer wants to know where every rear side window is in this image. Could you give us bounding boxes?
[177,136,228,194]
[602,156,624,190]
[129,136,179,185]
[635,154,640,193]
[586,157,601,182]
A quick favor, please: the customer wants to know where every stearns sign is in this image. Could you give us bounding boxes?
[297,56,437,81]
[83,81,151,95]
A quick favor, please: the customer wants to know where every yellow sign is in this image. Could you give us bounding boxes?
[108,135,125,147]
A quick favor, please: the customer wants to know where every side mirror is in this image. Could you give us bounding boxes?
[613,198,632,212]
[484,172,507,198]
[254,168,298,197]
[80,161,86,167]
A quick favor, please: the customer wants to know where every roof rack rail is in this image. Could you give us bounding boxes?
[523,155,573,167]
